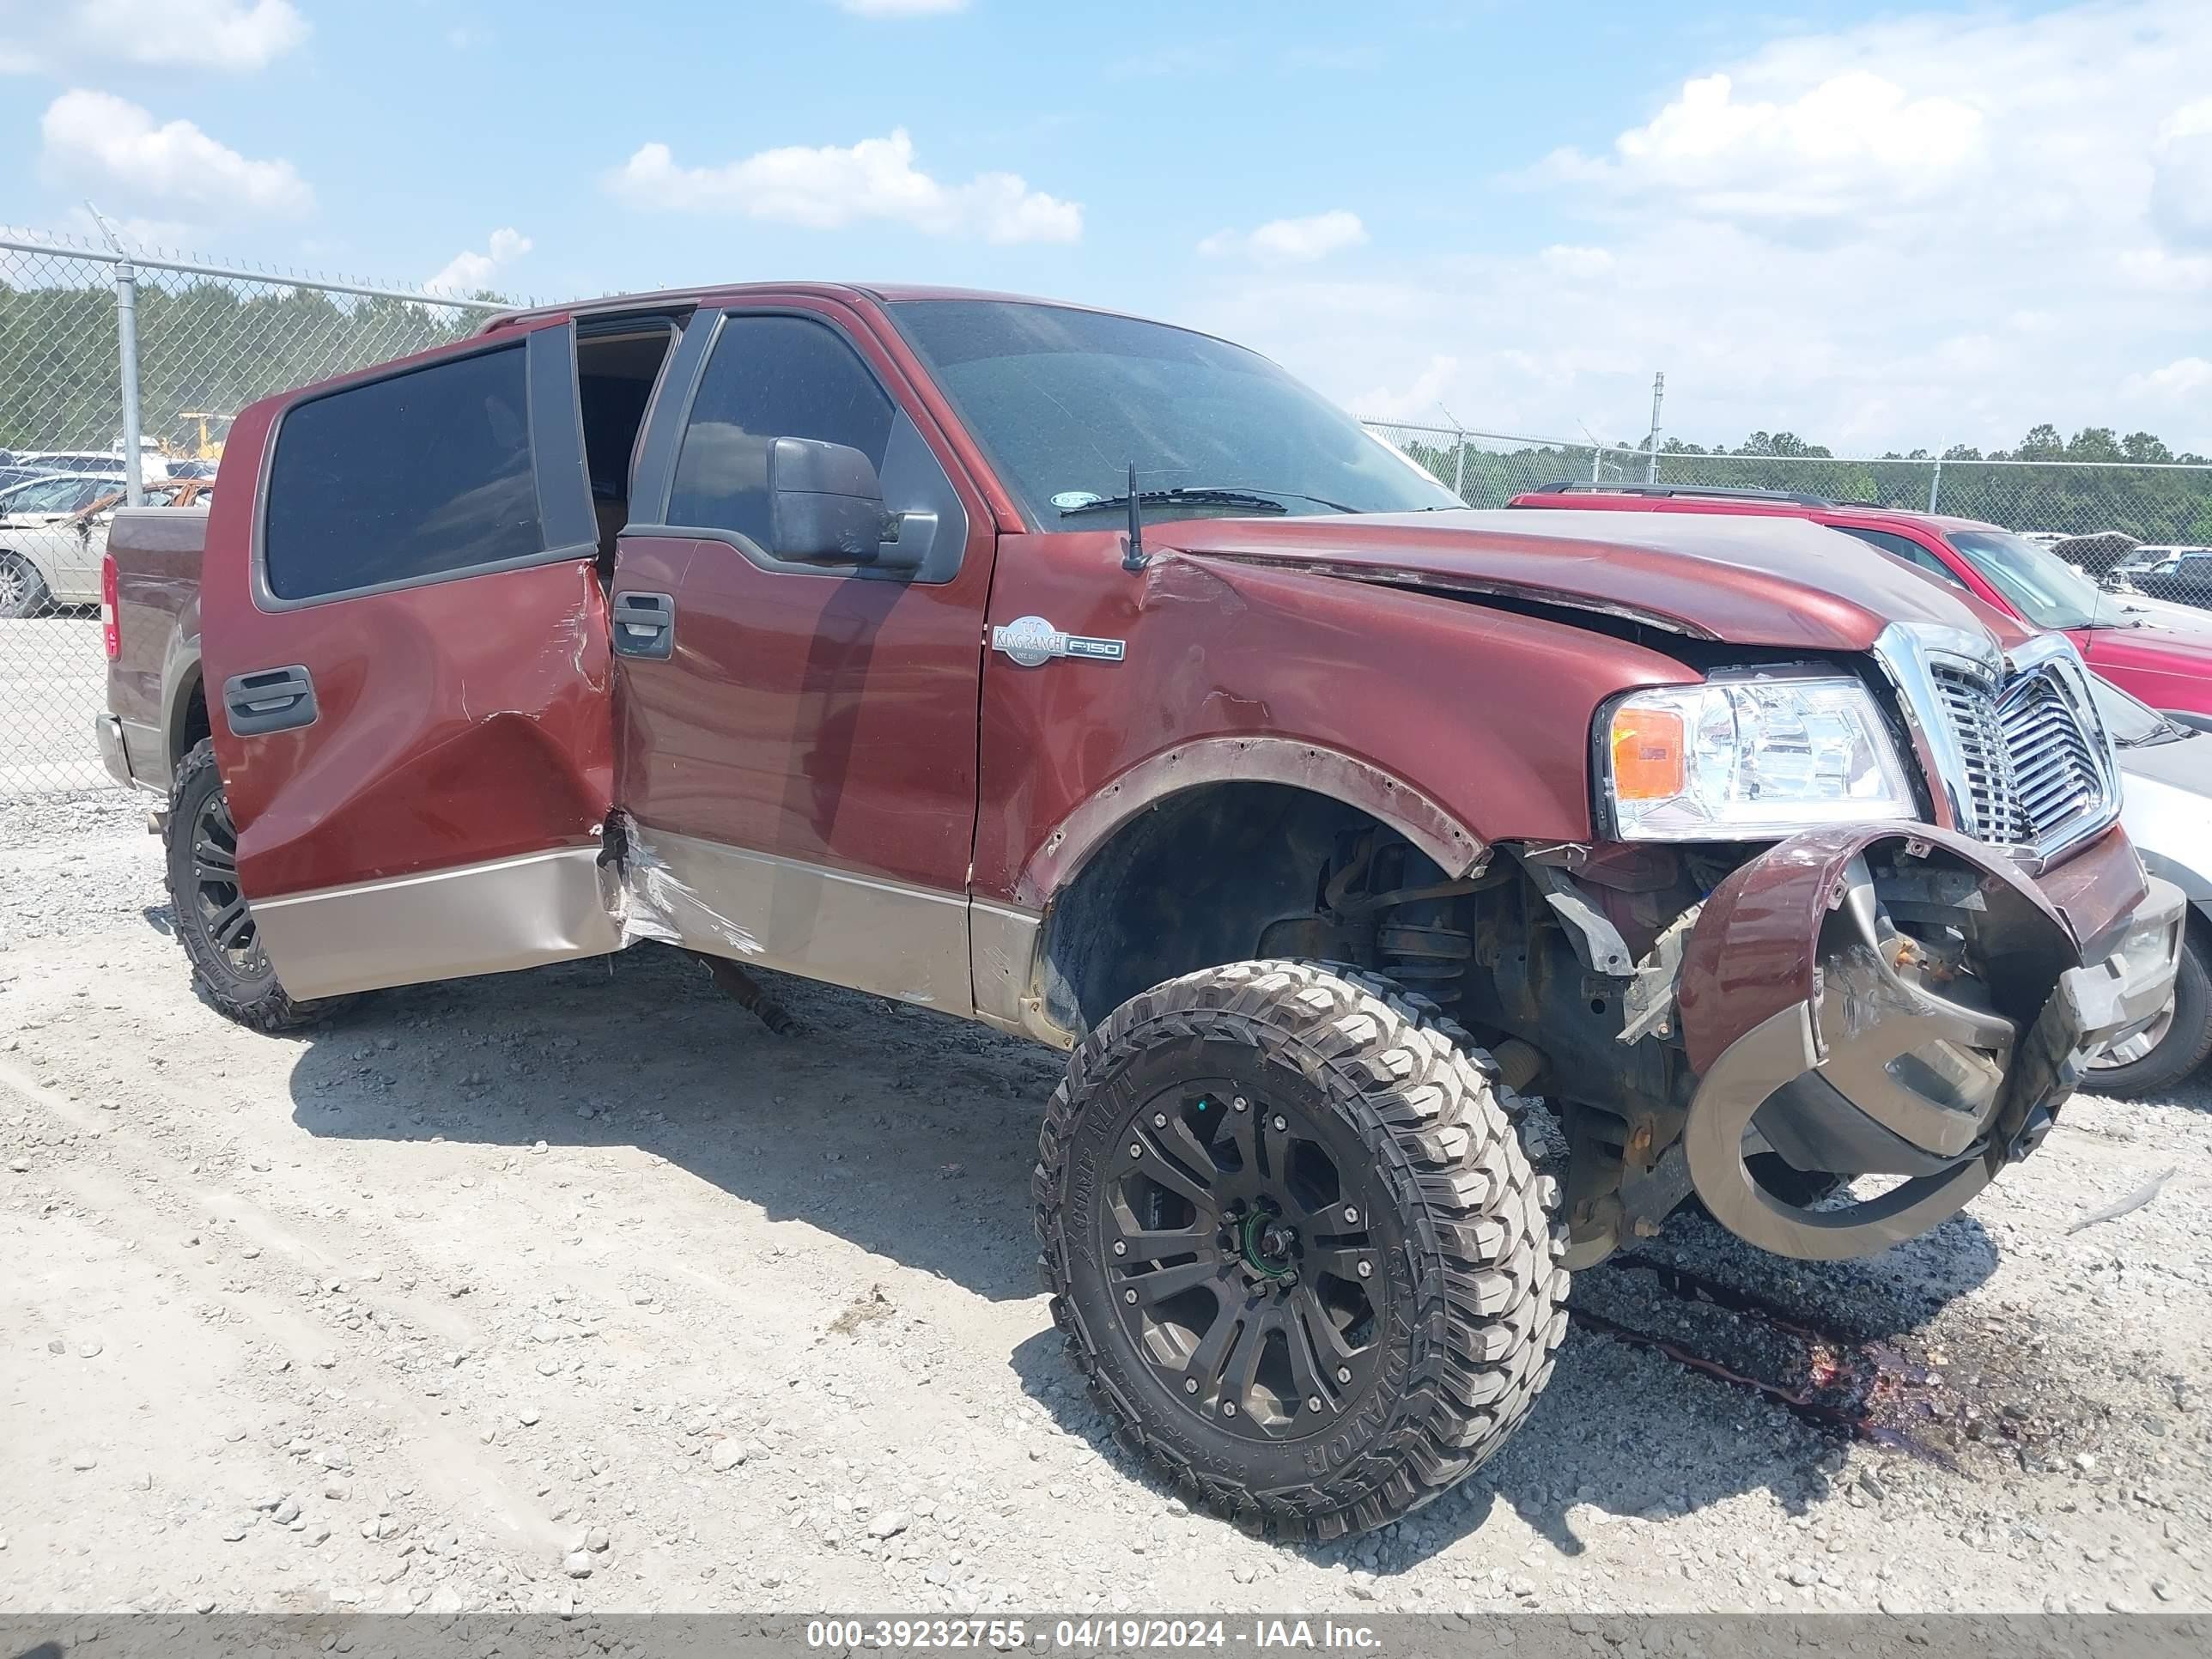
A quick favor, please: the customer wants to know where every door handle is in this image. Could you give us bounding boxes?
[222,665,318,736]
[611,591,675,660]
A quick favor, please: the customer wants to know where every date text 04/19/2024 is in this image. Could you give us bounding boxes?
[804,1621,1382,1653]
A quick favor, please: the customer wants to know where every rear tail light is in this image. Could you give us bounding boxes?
[100,553,119,659]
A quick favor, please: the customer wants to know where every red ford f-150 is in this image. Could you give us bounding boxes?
[100,283,2184,1540]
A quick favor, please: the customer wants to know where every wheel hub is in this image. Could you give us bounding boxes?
[1237,1210,1298,1279]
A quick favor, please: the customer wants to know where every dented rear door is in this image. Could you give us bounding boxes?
[199,319,620,999]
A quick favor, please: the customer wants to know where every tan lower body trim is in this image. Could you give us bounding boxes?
[253,830,1031,1030]
[251,845,623,1000]
[623,824,975,1015]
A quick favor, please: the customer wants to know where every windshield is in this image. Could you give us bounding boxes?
[1944,529,2106,630]
[888,300,1461,524]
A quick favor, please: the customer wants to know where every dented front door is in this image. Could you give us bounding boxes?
[199,319,620,999]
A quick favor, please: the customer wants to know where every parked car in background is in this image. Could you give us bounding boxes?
[165,459,220,480]
[20,448,172,483]
[2090,676,2212,1096]
[0,477,209,616]
[2050,530,2142,580]
[1510,483,2212,719]
[2112,546,2212,611]
[0,464,59,494]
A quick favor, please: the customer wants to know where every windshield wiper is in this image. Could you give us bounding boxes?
[1059,487,1291,518]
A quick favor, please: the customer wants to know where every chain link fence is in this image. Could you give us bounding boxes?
[1363,419,2212,605]
[7,227,2212,798]
[1,231,501,798]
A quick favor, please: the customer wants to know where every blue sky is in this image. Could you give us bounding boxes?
[4,0,2208,453]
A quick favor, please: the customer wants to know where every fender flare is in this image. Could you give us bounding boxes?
[1011,734,1487,910]
[161,641,206,769]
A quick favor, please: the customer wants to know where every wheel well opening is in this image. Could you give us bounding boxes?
[173,678,211,770]
[1036,782,1414,1035]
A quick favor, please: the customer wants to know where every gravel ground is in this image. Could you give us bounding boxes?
[3,791,2210,1617]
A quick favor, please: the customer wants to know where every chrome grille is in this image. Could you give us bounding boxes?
[1930,664,2025,843]
[1928,657,2108,848]
[2000,674,2102,836]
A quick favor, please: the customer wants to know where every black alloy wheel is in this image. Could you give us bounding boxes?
[1101,1074,1391,1439]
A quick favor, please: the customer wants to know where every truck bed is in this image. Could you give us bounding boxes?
[102,504,209,793]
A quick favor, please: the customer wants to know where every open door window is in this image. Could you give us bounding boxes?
[198,320,620,1000]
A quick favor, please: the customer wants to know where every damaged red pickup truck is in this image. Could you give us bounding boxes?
[101,284,2184,1539]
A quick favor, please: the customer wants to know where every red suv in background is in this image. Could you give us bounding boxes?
[1510,483,2212,719]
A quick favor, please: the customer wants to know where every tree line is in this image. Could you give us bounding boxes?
[1397,423,2212,543]
[0,276,481,456]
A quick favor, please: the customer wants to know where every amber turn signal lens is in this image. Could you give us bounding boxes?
[1610,706,1686,801]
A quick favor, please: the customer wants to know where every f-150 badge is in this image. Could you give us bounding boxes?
[990,615,1127,669]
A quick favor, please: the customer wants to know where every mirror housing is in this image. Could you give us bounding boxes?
[766,437,917,571]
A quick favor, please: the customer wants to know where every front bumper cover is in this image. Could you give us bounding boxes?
[1674,823,2184,1261]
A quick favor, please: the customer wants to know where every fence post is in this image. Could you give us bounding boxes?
[113,258,144,507]
[1451,429,1467,502]
[1927,453,1942,516]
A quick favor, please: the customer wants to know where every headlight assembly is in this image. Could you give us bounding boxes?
[1604,674,1919,841]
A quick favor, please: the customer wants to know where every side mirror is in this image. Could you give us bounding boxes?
[765,437,918,571]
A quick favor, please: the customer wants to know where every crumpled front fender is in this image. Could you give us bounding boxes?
[1674,823,2182,1261]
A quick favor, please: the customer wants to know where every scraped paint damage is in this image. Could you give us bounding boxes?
[598,817,764,958]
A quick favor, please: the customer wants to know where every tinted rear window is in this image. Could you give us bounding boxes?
[263,345,542,601]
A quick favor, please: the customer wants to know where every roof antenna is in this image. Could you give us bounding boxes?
[1121,461,1147,572]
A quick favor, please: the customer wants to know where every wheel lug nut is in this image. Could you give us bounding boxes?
[1343,1206,1359,1224]
[1232,1097,1248,1112]
[1336,1367,1352,1384]
[1272,1115,1287,1132]
[1128,1142,1143,1158]
[1221,1402,1237,1417]
[1183,1378,1198,1395]
[1307,1396,1323,1413]
[1123,1289,1138,1304]
[1356,1261,1372,1279]
[1113,1242,1127,1256]
[1153,1113,1167,1127]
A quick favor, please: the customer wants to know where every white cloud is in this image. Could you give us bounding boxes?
[1,2,307,74]
[1544,69,1984,222]
[1540,245,1613,280]
[39,89,313,218]
[607,128,1080,244]
[1355,356,1462,423]
[2152,96,2212,246]
[2123,357,2212,403]
[1191,1,2212,456]
[833,0,967,13]
[425,228,532,297]
[1199,210,1367,266]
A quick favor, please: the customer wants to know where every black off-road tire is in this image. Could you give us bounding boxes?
[2087,929,2212,1099]
[1033,958,1568,1540]
[166,738,352,1032]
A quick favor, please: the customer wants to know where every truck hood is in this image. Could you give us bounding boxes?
[1164,507,1997,653]
[2079,599,2212,679]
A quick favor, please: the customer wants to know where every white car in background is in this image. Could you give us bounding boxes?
[0,475,210,616]
[2088,676,2212,1096]
[18,448,172,483]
